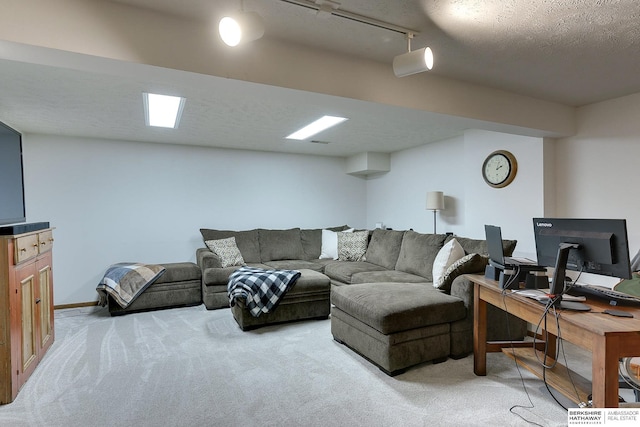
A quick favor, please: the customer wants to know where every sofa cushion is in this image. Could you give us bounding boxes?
[351,270,430,284]
[338,230,369,261]
[448,235,517,257]
[320,228,354,260]
[155,262,201,283]
[204,237,245,268]
[432,238,465,285]
[364,229,406,270]
[202,263,271,286]
[331,282,466,335]
[435,253,489,293]
[200,229,261,263]
[323,261,386,284]
[264,259,324,272]
[394,231,447,280]
[258,228,305,262]
[300,225,350,260]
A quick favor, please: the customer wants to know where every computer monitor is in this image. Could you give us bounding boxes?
[533,218,632,308]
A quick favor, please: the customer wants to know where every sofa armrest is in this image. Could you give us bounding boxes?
[196,247,222,269]
[450,275,474,309]
[450,274,528,341]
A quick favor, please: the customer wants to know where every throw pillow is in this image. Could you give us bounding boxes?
[432,238,465,285]
[435,253,489,292]
[338,231,369,261]
[320,228,354,260]
[205,237,245,268]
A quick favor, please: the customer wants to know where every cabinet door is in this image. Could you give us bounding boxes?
[15,264,38,386]
[36,254,54,354]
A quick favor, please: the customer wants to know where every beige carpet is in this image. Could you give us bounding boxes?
[0,305,599,426]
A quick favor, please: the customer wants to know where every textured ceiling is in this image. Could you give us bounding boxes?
[1,0,640,158]
[110,0,640,106]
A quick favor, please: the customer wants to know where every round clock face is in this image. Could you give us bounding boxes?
[482,150,517,188]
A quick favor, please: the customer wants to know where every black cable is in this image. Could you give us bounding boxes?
[499,278,546,426]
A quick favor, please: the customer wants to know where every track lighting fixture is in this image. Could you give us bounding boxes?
[393,33,433,77]
[218,1,265,47]
[219,1,434,77]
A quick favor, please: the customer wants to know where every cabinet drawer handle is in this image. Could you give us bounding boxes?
[32,243,38,248]
[20,248,27,252]
[40,242,46,245]
[35,298,41,304]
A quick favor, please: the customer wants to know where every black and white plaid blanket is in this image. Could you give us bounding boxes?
[227,266,301,317]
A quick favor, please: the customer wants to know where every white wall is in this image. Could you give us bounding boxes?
[462,130,545,255]
[555,92,640,255]
[366,93,640,285]
[20,92,640,305]
[366,130,545,257]
[22,135,367,305]
[365,135,467,235]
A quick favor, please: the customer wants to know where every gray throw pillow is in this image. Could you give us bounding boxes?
[434,253,489,292]
[448,235,517,257]
[205,237,245,268]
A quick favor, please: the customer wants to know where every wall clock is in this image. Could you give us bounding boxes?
[482,150,518,188]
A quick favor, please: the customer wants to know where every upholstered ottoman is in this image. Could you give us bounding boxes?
[230,269,331,331]
[331,282,467,376]
[109,262,202,315]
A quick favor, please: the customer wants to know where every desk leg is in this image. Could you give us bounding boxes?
[474,283,487,376]
[591,334,620,408]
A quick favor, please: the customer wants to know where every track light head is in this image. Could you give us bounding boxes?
[219,11,265,47]
[393,47,433,77]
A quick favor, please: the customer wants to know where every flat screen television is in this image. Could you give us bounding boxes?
[533,217,632,308]
[0,121,26,226]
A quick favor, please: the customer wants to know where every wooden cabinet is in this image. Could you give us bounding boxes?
[0,228,54,404]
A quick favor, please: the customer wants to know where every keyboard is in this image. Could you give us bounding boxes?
[568,283,640,306]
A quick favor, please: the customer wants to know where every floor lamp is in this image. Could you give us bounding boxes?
[426,191,444,233]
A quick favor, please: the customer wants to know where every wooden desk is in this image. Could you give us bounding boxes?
[467,273,640,408]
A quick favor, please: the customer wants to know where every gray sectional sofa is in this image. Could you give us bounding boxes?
[196,226,527,367]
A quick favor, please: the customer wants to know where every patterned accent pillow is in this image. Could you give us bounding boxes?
[205,237,245,268]
[434,253,489,292]
[338,231,369,261]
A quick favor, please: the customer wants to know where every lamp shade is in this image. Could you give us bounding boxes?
[426,191,444,211]
[219,11,264,47]
[393,47,433,77]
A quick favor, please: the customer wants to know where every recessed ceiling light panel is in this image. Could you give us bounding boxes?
[286,115,348,140]
[143,93,186,129]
